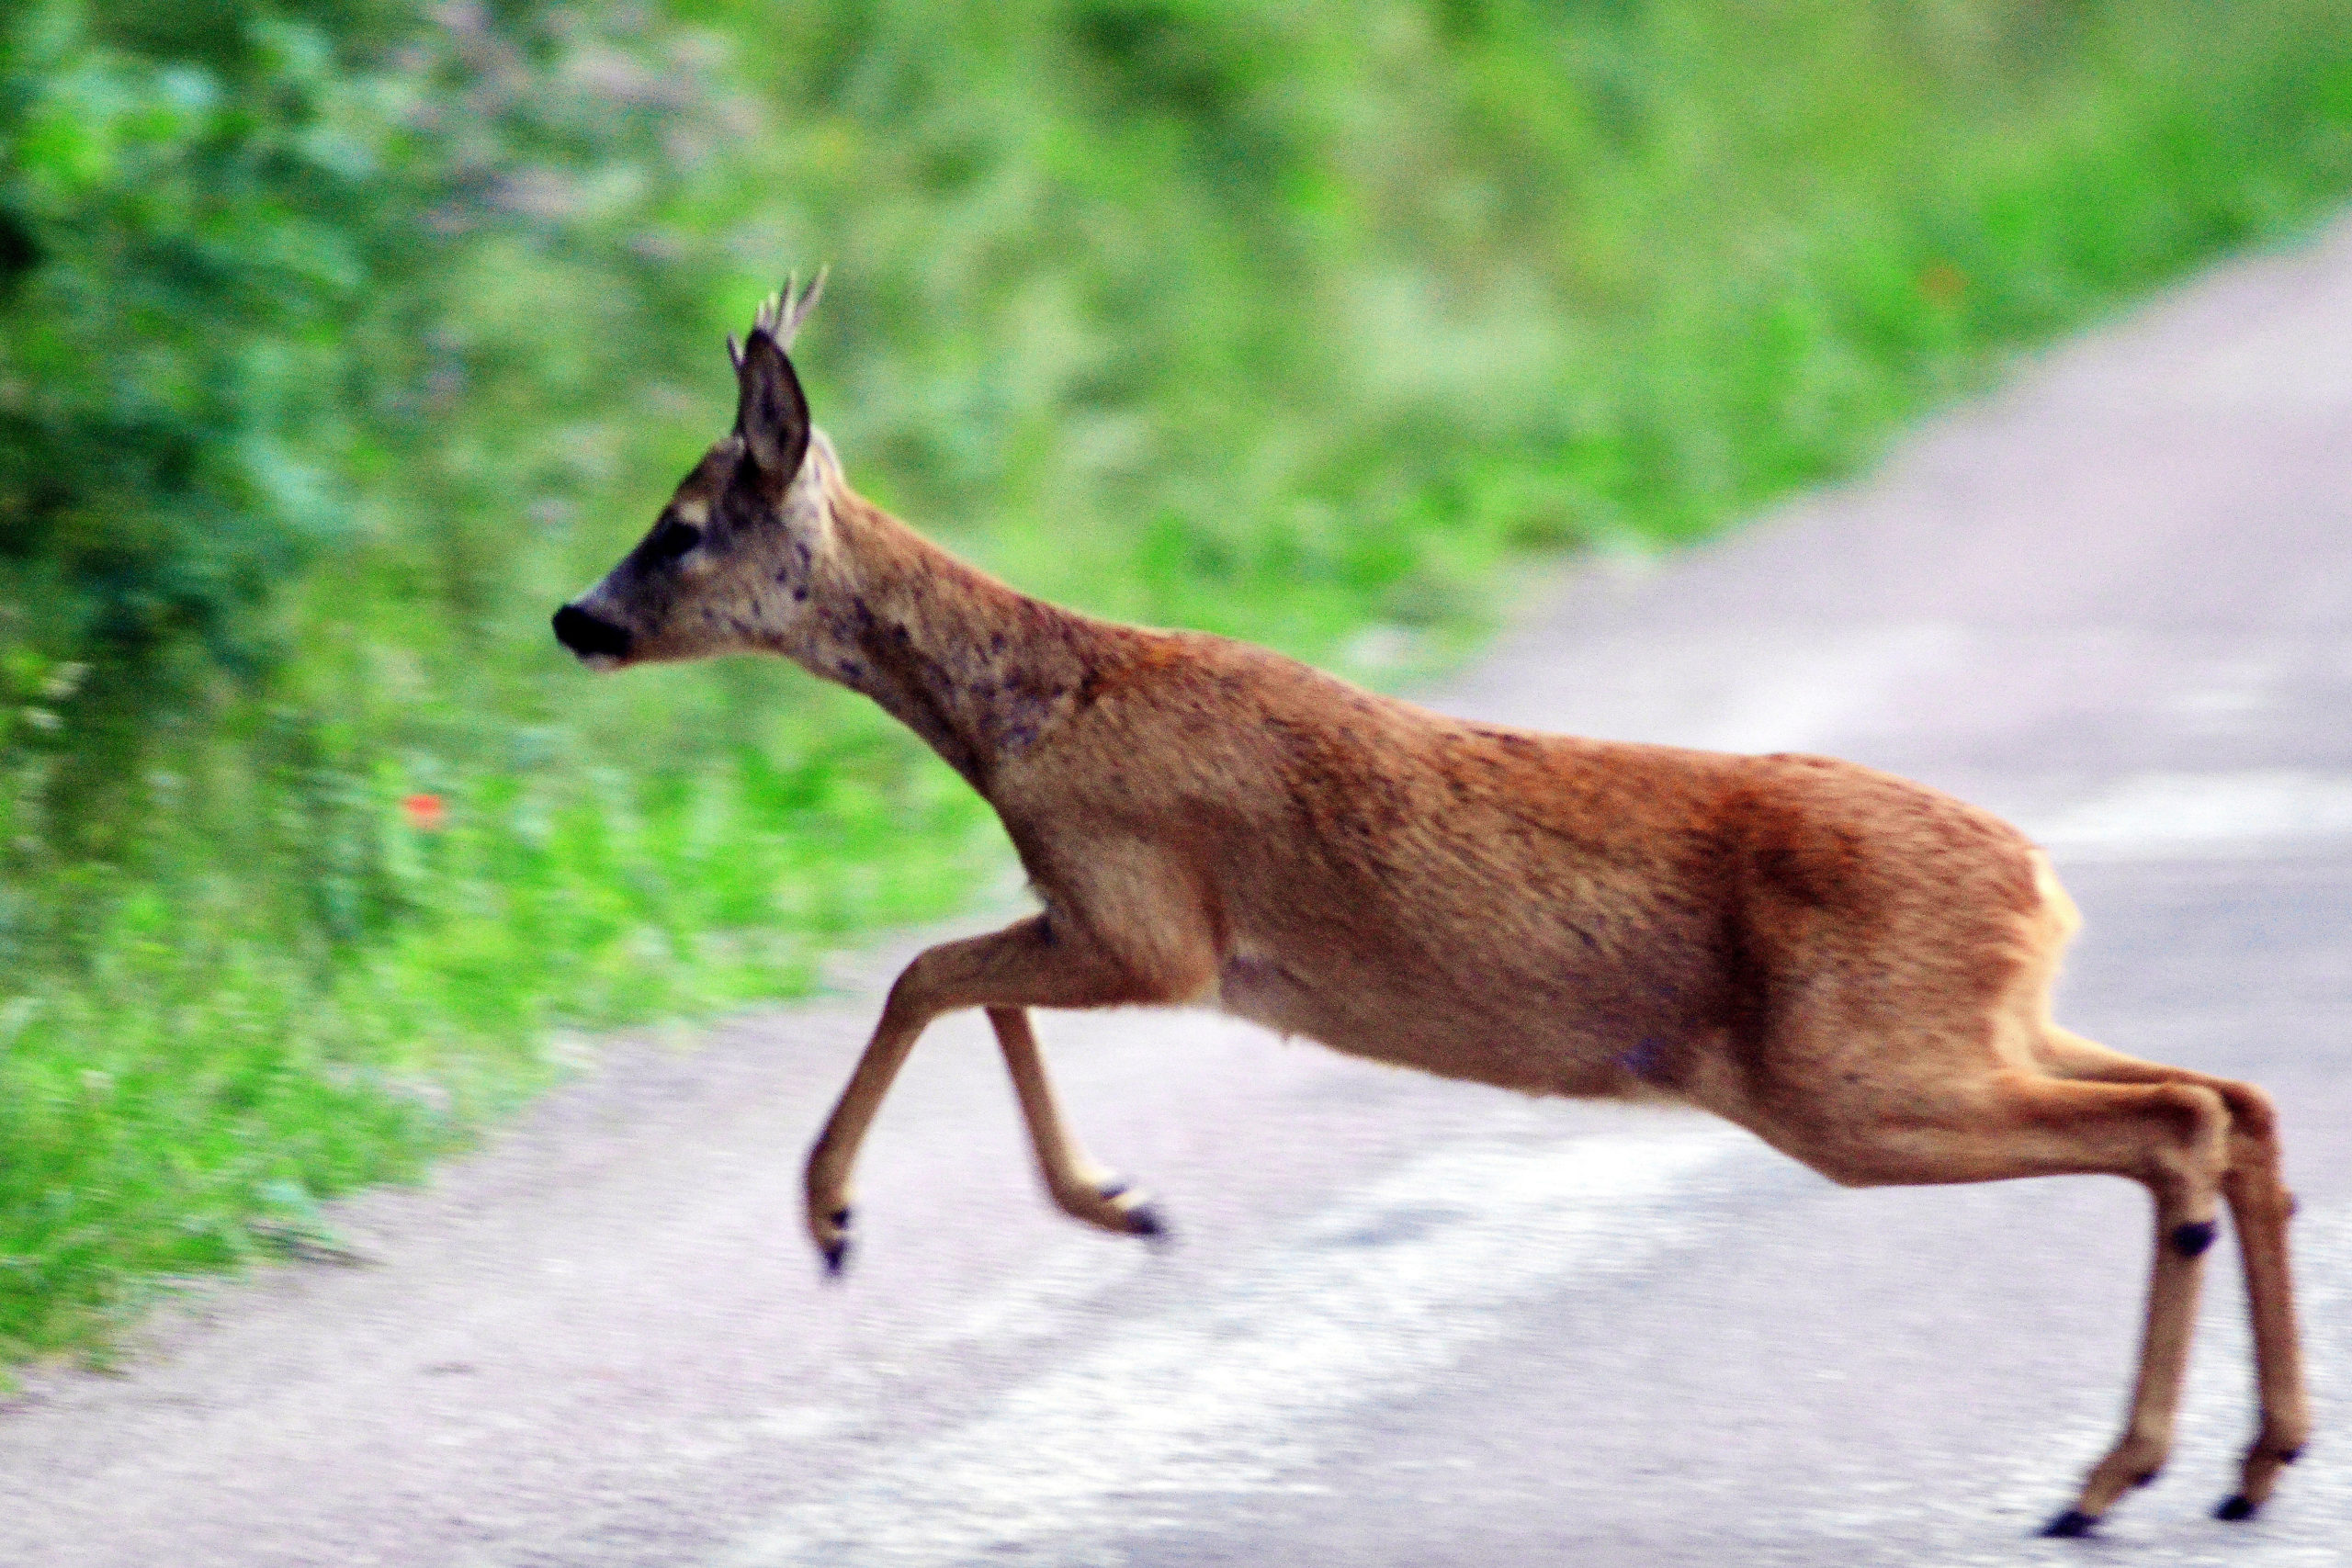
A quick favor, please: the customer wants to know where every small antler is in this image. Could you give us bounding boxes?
[748,266,830,353]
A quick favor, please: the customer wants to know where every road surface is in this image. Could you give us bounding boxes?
[6,219,2352,1566]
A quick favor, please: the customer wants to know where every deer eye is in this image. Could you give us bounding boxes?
[648,518,704,563]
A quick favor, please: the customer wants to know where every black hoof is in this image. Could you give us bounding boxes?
[2216,1495,2257,1522]
[820,1206,852,1278]
[2040,1509,2098,1539]
[2171,1220,2217,1258]
[1125,1201,1169,1241]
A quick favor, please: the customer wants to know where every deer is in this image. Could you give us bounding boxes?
[552,276,2308,1538]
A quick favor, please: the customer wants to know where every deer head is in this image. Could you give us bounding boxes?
[552,273,833,671]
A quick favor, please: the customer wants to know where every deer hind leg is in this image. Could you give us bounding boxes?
[989,1005,1166,1240]
[2034,1029,2310,1523]
[1736,1063,2231,1539]
[805,914,1193,1272]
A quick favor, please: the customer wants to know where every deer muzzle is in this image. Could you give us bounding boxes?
[552,603,633,665]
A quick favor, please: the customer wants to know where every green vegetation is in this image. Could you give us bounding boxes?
[6,0,2352,1358]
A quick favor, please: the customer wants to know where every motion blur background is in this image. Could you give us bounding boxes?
[6,0,2352,1360]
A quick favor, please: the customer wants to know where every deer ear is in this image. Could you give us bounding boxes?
[733,328,809,497]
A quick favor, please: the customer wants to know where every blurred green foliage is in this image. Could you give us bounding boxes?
[6,0,2352,1357]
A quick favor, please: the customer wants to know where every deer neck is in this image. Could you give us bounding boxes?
[793,489,1095,793]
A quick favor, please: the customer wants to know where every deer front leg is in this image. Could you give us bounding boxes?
[989,1005,1166,1240]
[805,913,1193,1272]
[803,987,926,1273]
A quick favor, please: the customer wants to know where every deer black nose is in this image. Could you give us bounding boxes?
[552,604,632,660]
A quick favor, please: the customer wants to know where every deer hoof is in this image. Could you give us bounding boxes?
[2171,1220,2217,1258]
[1122,1197,1169,1241]
[2216,1495,2258,1522]
[2039,1509,2098,1539]
[811,1205,853,1277]
[1100,1180,1170,1242]
[1067,1179,1170,1242]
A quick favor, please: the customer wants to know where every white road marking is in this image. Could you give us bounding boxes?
[1789,1201,2352,1566]
[2026,772,2352,861]
[714,1122,1756,1566]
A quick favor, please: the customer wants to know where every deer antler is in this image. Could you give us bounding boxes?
[743,267,830,355]
[729,268,830,371]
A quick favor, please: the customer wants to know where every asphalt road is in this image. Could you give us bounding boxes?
[6,219,2352,1567]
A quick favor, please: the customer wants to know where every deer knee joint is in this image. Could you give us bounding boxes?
[2143,1083,2230,1201]
[2220,1079,2278,1140]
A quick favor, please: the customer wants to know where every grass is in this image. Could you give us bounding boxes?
[0,712,1001,1354]
[10,0,2352,1360]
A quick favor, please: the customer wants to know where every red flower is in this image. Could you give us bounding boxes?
[401,793,446,831]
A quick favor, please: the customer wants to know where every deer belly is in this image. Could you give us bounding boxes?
[1214,953,1319,1037]
[1212,950,1639,1098]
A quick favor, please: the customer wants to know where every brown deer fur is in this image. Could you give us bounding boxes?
[554,279,2308,1537]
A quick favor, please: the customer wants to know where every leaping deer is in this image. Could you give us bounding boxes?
[553,276,2308,1537]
